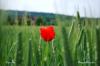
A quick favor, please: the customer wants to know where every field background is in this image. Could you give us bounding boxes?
[0,10,100,66]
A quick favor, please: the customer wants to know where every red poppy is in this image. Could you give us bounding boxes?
[40,26,55,42]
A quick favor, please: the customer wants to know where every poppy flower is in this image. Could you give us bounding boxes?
[40,26,55,42]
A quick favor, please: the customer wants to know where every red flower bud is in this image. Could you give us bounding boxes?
[40,26,55,42]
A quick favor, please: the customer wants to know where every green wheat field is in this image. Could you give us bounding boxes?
[0,10,100,66]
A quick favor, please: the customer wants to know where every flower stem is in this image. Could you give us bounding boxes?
[52,39,55,54]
